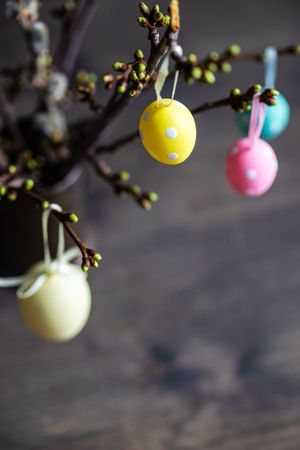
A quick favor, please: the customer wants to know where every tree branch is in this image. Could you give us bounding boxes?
[92,86,278,154]
[24,189,101,271]
[94,130,140,154]
[55,0,100,79]
[0,173,100,271]
[172,44,300,84]
[87,153,158,210]
[224,44,300,62]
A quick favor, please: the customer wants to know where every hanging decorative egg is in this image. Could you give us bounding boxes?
[18,261,91,342]
[139,99,197,165]
[235,93,290,141]
[225,137,278,197]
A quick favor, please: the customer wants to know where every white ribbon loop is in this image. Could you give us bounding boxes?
[154,53,180,105]
[0,203,81,299]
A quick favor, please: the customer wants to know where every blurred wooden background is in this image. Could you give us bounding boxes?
[0,1,300,449]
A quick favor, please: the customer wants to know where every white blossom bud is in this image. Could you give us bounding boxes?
[171,45,183,58]
[47,73,68,103]
[31,21,49,54]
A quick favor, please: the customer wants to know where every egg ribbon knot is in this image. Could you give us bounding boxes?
[248,93,267,147]
[0,203,82,299]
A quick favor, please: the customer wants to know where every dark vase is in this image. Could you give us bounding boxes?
[0,167,91,277]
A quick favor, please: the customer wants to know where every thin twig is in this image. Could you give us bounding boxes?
[223,44,299,63]
[95,130,140,154]
[0,85,25,150]
[172,44,300,84]
[1,182,100,271]
[56,0,100,78]
[87,153,158,210]
[93,86,278,154]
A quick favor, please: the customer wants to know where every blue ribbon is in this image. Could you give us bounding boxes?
[264,46,278,89]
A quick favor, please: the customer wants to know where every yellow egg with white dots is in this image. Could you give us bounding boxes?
[139,98,197,165]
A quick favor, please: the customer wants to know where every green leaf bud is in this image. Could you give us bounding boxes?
[7,191,17,202]
[231,88,241,96]
[8,165,16,174]
[93,253,102,262]
[134,49,144,61]
[228,44,241,56]
[130,70,139,81]
[69,213,79,223]
[253,84,262,93]
[25,178,34,191]
[81,263,89,273]
[221,62,232,73]
[208,62,218,73]
[0,186,7,197]
[153,11,163,22]
[117,84,127,94]
[148,192,159,202]
[41,200,49,210]
[203,70,216,84]
[209,51,220,61]
[138,71,146,80]
[188,53,197,64]
[191,67,202,80]
[137,63,147,73]
[139,2,150,17]
[102,74,113,84]
[137,16,148,27]
[162,15,170,26]
[131,184,141,194]
[119,170,130,181]
[113,61,126,72]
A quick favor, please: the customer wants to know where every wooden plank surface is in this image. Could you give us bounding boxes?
[0,1,300,449]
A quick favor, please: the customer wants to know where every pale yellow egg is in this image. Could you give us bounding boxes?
[18,262,91,342]
[139,98,197,165]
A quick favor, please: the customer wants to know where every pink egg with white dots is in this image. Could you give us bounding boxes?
[225,137,278,197]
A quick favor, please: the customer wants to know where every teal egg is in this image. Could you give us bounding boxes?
[235,93,290,141]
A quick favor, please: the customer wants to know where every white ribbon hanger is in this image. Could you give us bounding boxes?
[0,203,82,299]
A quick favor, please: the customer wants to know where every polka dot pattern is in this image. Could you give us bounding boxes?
[167,153,179,160]
[226,137,278,198]
[139,98,197,165]
[246,169,257,180]
[166,127,177,139]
